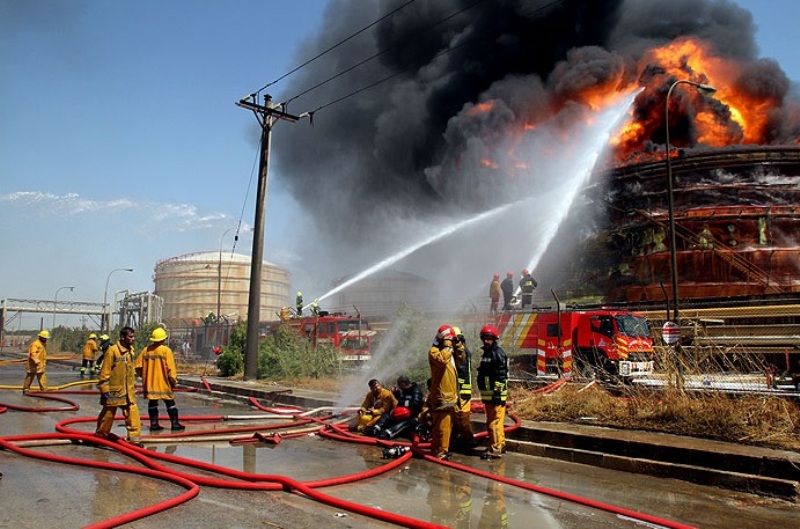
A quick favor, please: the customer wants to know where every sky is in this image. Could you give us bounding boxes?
[1,0,799,328]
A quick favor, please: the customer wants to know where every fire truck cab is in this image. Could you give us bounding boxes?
[285,314,375,362]
[496,309,654,380]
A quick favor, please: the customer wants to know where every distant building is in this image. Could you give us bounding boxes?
[154,251,289,328]
[328,269,432,321]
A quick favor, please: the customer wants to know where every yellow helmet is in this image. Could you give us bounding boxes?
[100,334,110,341]
[89,333,97,339]
[149,327,168,342]
[38,330,51,339]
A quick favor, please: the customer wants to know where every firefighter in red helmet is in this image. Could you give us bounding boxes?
[477,324,508,460]
[501,272,514,311]
[519,268,537,310]
[489,273,501,315]
[428,324,459,459]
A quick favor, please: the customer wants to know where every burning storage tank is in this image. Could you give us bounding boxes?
[154,251,290,327]
[596,146,800,303]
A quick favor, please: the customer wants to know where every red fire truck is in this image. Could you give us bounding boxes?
[275,313,377,362]
[495,309,654,380]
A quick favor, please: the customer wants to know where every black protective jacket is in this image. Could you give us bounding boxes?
[477,342,508,404]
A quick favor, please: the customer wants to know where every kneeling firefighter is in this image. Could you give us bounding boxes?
[374,375,425,440]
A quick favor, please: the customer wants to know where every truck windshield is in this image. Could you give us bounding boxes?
[338,321,359,332]
[615,315,650,338]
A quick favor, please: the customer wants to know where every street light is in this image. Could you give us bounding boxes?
[103,268,133,332]
[53,286,75,329]
[664,79,717,324]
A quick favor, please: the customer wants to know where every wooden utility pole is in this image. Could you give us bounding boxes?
[235,94,299,381]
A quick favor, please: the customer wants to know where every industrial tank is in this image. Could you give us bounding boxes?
[154,251,290,327]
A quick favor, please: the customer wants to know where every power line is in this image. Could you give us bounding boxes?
[251,0,419,97]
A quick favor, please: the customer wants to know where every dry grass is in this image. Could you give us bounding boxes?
[511,383,800,451]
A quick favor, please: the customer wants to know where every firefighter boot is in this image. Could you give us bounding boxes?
[168,406,185,431]
[148,405,164,432]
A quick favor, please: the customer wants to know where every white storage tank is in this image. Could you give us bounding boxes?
[154,251,289,327]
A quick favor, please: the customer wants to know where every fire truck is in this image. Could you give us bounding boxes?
[495,308,655,380]
[271,312,377,362]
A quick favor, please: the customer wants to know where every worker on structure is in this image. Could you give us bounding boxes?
[428,324,459,460]
[500,272,514,310]
[22,330,50,394]
[95,326,142,446]
[135,327,185,432]
[452,326,475,451]
[356,378,397,435]
[489,273,501,315]
[94,334,112,374]
[311,300,321,317]
[295,291,303,317]
[519,269,538,310]
[477,324,508,460]
[80,332,99,377]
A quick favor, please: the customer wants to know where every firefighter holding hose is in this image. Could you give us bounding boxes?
[477,324,508,460]
[428,324,459,460]
[135,327,185,431]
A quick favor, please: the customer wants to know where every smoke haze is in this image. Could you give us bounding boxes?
[269,0,799,313]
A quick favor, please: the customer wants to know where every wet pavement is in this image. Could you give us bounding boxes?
[1,353,799,528]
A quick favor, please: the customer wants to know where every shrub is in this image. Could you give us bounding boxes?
[257,324,340,379]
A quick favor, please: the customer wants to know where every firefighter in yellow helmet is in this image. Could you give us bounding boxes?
[295,291,303,317]
[452,326,475,451]
[136,326,184,431]
[22,330,50,394]
[95,326,141,446]
[428,324,459,460]
[80,332,99,376]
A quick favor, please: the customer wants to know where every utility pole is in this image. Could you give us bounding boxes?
[236,94,299,381]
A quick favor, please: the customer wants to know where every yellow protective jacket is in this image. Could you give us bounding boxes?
[26,338,47,374]
[97,341,137,407]
[428,339,458,410]
[82,338,98,361]
[489,279,501,300]
[135,343,178,400]
[359,387,397,416]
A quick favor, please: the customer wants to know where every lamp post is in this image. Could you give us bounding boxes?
[53,286,75,329]
[103,268,133,332]
[664,79,717,324]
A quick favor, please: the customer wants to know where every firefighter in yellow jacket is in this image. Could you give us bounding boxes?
[135,327,184,431]
[428,324,459,460]
[355,378,397,434]
[80,332,99,376]
[22,330,50,393]
[95,326,141,445]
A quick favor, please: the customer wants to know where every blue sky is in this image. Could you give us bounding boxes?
[1,0,799,327]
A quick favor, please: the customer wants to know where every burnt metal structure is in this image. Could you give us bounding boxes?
[599,146,800,305]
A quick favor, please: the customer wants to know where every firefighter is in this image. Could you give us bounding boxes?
[95,326,142,446]
[94,334,112,374]
[500,271,514,310]
[295,291,303,317]
[452,326,475,451]
[80,332,99,376]
[477,324,508,460]
[311,299,321,316]
[519,268,538,309]
[428,324,459,460]
[22,330,50,394]
[375,375,425,440]
[356,378,397,435]
[135,327,184,432]
[489,273,501,315]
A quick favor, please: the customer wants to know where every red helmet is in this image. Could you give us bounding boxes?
[392,406,411,421]
[436,324,456,341]
[480,325,499,340]
[506,271,513,278]
[493,273,500,280]
[522,268,530,276]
